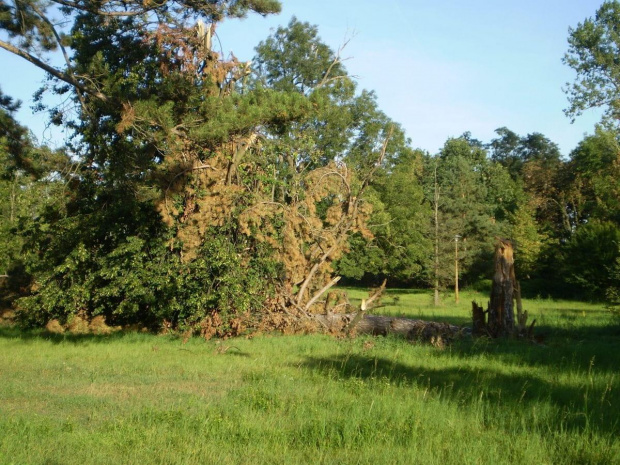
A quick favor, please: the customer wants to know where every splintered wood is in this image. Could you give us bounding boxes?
[472,238,533,338]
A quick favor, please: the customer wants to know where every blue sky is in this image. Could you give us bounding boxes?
[1,0,607,155]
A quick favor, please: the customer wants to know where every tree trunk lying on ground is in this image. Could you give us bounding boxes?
[294,280,470,345]
[274,280,469,345]
[316,312,468,345]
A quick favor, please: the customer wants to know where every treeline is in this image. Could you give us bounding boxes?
[0,1,619,333]
[337,126,620,300]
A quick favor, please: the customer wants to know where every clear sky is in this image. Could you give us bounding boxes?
[0,0,607,155]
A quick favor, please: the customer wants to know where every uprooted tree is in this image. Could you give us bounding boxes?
[0,1,473,344]
[2,1,459,339]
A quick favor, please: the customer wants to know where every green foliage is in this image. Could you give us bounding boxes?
[431,136,514,284]
[606,257,620,312]
[254,17,350,96]
[561,221,620,298]
[0,87,71,282]
[568,127,620,224]
[17,185,279,331]
[373,150,430,283]
[564,0,620,125]
[508,201,549,278]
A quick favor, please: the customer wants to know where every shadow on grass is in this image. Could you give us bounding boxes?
[383,288,430,296]
[374,310,472,327]
[0,325,158,344]
[301,353,619,436]
[340,287,430,297]
[447,321,620,374]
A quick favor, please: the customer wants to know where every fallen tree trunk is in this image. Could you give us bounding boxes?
[315,312,468,343]
[277,280,468,345]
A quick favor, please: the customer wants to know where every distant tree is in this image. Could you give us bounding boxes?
[433,136,510,285]
[508,200,549,279]
[489,128,562,180]
[489,127,522,178]
[518,133,562,166]
[372,149,430,284]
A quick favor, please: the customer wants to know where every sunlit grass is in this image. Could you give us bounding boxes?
[0,288,619,464]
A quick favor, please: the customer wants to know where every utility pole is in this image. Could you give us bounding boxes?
[454,234,461,304]
[433,164,440,306]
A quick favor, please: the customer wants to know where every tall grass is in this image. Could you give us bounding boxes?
[0,288,618,464]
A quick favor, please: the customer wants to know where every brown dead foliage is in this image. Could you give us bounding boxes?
[0,308,15,326]
[45,319,65,334]
[46,315,120,335]
[67,314,90,335]
[89,315,115,335]
[113,24,389,336]
[198,311,252,340]
[362,340,375,351]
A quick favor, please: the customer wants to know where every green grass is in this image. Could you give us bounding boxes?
[1,288,619,464]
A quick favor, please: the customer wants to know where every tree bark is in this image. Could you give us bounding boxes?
[0,40,108,102]
[487,238,516,337]
[472,301,486,336]
[315,313,466,342]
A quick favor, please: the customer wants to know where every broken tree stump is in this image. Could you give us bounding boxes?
[472,301,486,336]
[471,239,535,339]
[487,238,516,337]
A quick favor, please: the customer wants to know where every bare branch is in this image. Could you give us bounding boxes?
[304,276,341,311]
[346,279,387,335]
[359,125,393,195]
[30,3,89,113]
[365,279,387,309]
[51,0,153,17]
[316,35,353,89]
[295,239,342,307]
[0,39,108,102]
[294,130,393,308]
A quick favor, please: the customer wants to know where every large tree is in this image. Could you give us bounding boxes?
[7,5,399,335]
[564,0,620,125]
[561,1,620,301]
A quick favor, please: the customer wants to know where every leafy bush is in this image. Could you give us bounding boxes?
[606,257,620,315]
[469,279,492,294]
[561,221,620,299]
[16,187,279,334]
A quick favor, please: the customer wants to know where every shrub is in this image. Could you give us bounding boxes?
[561,221,620,299]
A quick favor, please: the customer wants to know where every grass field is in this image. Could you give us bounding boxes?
[1,288,619,464]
